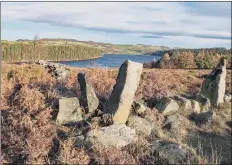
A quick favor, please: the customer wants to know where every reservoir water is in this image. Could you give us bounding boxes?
[60,54,160,68]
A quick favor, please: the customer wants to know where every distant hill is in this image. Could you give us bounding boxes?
[16,38,171,55]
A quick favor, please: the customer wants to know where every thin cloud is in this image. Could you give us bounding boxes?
[141,35,165,39]
[1,2,231,47]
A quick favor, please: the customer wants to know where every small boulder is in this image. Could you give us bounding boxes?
[105,60,143,124]
[191,110,216,125]
[196,95,211,112]
[190,100,201,114]
[224,94,231,103]
[127,115,152,137]
[131,101,147,116]
[163,113,189,131]
[86,124,137,149]
[56,97,83,124]
[150,140,197,164]
[78,73,99,113]
[155,97,179,116]
[173,96,192,116]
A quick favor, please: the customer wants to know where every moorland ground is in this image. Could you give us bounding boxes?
[1,63,231,164]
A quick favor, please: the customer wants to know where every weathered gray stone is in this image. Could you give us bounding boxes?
[191,110,216,125]
[86,124,137,148]
[174,96,192,116]
[199,58,226,107]
[150,140,196,164]
[105,60,143,124]
[190,100,201,114]
[155,97,179,116]
[56,67,68,81]
[163,113,189,130]
[131,101,147,116]
[196,94,211,112]
[224,94,231,103]
[39,60,69,81]
[78,73,99,113]
[127,115,152,137]
[56,97,83,124]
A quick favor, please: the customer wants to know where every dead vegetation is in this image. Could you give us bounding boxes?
[1,63,231,164]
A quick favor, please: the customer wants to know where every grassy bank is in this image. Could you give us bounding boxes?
[1,41,103,63]
[1,64,231,164]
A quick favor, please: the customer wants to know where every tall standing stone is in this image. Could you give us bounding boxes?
[78,73,99,113]
[199,58,226,106]
[105,60,143,124]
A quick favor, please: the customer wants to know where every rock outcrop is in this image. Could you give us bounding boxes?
[86,124,137,148]
[127,115,152,137]
[56,97,83,124]
[105,60,143,124]
[199,58,226,106]
[78,73,99,113]
[38,60,69,81]
[156,97,179,116]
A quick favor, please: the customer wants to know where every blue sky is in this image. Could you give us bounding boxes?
[1,2,231,48]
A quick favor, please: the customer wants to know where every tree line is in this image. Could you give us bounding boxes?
[1,41,103,63]
[151,48,231,69]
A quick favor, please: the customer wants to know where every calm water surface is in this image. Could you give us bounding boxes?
[60,54,160,68]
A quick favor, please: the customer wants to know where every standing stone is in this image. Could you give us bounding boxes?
[56,97,83,124]
[78,73,99,113]
[156,97,179,116]
[105,60,143,124]
[199,58,226,106]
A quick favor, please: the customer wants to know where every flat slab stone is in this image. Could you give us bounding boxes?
[86,124,137,149]
[56,97,83,124]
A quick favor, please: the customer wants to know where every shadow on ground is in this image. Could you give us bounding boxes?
[187,129,231,164]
